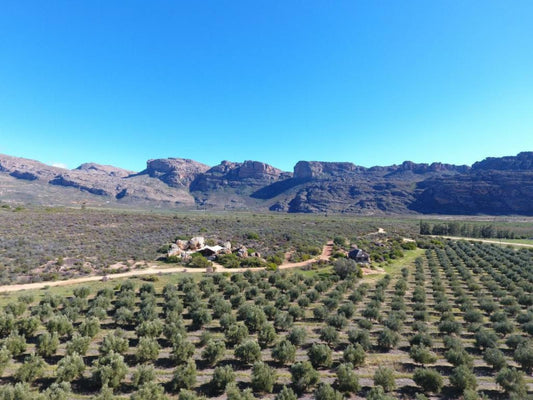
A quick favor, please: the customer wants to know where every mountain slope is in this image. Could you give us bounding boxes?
[0,152,532,215]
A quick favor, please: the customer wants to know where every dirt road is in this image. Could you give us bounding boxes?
[432,236,533,248]
[278,240,334,269]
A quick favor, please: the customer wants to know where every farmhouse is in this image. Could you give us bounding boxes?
[168,236,232,260]
[348,248,371,264]
[198,245,225,258]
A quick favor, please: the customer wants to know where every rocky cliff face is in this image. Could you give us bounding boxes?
[0,154,196,207]
[190,160,288,192]
[143,158,210,187]
[266,160,468,214]
[1,152,531,215]
[471,151,533,171]
[408,152,533,215]
[75,163,133,177]
[293,161,363,179]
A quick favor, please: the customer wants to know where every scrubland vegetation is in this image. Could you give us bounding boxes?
[0,207,415,284]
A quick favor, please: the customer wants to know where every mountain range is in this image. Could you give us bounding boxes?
[0,152,532,215]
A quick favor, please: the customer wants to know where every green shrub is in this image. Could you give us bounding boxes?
[136,337,160,363]
[287,327,307,346]
[513,341,533,373]
[377,328,399,350]
[343,343,366,367]
[449,365,477,392]
[235,340,262,364]
[290,361,319,394]
[171,360,197,392]
[307,343,332,369]
[132,364,156,389]
[412,368,443,393]
[374,366,395,392]
[210,365,235,394]
[15,353,45,383]
[36,332,59,357]
[483,347,507,370]
[92,351,128,388]
[258,324,277,348]
[335,363,361,393]
[57,353,85,382]
[201,340,226,366]
[271,340,296,365]
[251,361,276,393]
[131,382,168,400]
[495,367,527,399]
[409,345,437,365]
[313,383,343,400]
[275,386,297,400]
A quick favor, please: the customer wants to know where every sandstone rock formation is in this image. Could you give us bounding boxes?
[1,152,532,215]
[143,158,210,187]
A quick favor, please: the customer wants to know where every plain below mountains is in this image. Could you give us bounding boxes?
[0,152,532,215]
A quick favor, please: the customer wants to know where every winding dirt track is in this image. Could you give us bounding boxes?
[432,236,533,248]
[0,241,336,294]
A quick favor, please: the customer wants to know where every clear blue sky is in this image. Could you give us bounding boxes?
[1,1,532,172]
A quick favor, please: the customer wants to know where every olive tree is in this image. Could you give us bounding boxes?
[171,359,197,392]
[201,340,226,366]
[131,382,168,400]
[36,332,59,357]
[15,353,46,383]
[136,337,160,363]
[57,352,85,382]
[132,365,156,389]
[210,365,235,394]
[92,351,128,388]
[290,361,319,394]
[343,343,366,367]
[271,340,296,365]
[251,361,277,393]
[374,366,395,392]
[449,365,477,392]
[412,368,443,393]
[336,363,361,394]
[314,383,343,400]
[495,367,527,399]
[235,340,262,365]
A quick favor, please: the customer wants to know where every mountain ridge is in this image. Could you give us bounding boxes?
[0,152,532,215]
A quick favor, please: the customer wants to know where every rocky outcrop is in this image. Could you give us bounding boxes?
[237,161,283,179]
[49,175,111,196]
[472,151,533,171]
[410,170,533,215]
[409,153,533,215]
[0,154,64,180]
[75,163,133,177]
[9,170,39,181]
[143,158,210,187]
[0,153,195,207]
[190,160,288,192]
[293,161,363,179]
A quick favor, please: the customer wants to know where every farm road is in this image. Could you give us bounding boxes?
[432,236,533,248]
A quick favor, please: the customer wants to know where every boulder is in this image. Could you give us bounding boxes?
[168,246,185,257]
[236,246,248,258]
[189,236,205,250]
[176,240,188,250]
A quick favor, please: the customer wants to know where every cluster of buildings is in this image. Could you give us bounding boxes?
[167,236,257,261]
